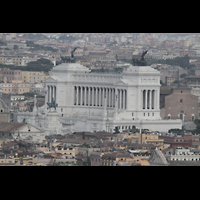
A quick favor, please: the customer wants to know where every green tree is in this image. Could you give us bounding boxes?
[173,80,179,84]
[180,73,188,79]
[160,80,165,86]
[13,45,18,50]
[113,126,120,134]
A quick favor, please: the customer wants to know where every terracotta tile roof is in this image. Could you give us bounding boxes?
[0,122,26,132]
[60,138,91,144]
[1,141,18,148]
[102,151,132,159]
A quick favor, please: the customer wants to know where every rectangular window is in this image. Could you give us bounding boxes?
[180,99,183,103]
[143,113,145,116]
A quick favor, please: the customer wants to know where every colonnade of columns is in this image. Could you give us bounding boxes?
[48,85,56,103]
[74,86,127,109]
[142,89,159,110]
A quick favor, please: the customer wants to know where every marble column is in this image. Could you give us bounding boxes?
[54,86,56,102]
[95,87,97,106]
[145,89,147,110]
[48,86,50,102]
[147,90,150,109]
[80,86,82,105]
[149,90,152,110]
[142,90,145,109]
[111,88,113,107]
[123,89,126,109]
[106,88,108,107]
[51,86,53,102]
[113,88,115,107]
[76,86,79,105]
[119,89,122,110]
[152,90,154,109]
[84,87,86,106]
[95,87,99,106]
[157,89,160,109]
[74,86,76,105]
[52,86,54,102]
[102,88,105,106]
[88,87,91,106]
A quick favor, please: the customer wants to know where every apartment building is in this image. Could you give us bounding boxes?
[0,68,22,83]
[0,82,30,94]
[0,56,23,65]
[21,71,50,83]
[165,76,175,86]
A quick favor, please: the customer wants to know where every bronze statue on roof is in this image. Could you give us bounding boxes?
[132,50,148,66]
[61,47,79,63]
[47,98,58,111]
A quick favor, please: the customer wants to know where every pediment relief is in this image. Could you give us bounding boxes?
[45,76,57,83]
[115,80,127,86]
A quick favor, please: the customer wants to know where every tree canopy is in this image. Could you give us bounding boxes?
[147,55,190,69]
[0,58,54,72]
[26,40,58,52]
[58,35,76,41]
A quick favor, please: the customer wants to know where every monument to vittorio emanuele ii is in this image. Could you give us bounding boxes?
[17,48,182,133]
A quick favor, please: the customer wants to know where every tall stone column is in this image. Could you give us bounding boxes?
[48,85,50,102]
[80,86,83,106]
[113,88,115,107]
[87,87,89,106]
[95,87,97,106]
[84,87,86,106]
[108,88,110,107]
[149,90,152,110]
[147,90,150,109]
[102,88,105,106]
[157,89,160,109]
[119,89,122,110]
[123,89,126,109]
[74,86,76,105]
[106,88,108,107]
[96,87,98,106]
[111,88,113,107]
[54,86,56,103]
[49,85,51,103]
[99,88,101,106]
[142,90,145,109]
[52,86,54,102]
[145,89,147,110]
[88,87,91,106]
[92,87,94,106]
[76,86,79,105]
[152,90,154,109]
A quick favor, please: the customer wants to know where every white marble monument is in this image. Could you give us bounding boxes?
[17,61,182,133]
[42,62,182,133]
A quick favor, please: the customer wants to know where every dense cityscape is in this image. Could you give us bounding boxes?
[0,33,200,166]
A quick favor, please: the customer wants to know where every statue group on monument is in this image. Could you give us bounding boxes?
[47,98,58,111]
[132,50,148,66]
[60,47,79,63]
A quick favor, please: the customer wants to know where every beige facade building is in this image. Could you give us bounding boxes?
[0,82,30,94]
[164,87,199,121]
[0,56,23,65]
[21,71,50,83]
